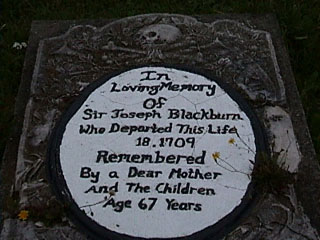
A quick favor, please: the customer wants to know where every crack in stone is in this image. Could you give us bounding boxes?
[216,183,246,191]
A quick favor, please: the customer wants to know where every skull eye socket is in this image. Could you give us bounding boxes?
[147,31,157,38]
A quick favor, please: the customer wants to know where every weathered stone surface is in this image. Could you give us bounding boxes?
[4,188,318,240]
[0,219,87,240]
[263,106,301,172]
[1,13,319,239]
[225,186,319,240]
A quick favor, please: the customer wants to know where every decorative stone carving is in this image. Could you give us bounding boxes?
[16,11,287,226]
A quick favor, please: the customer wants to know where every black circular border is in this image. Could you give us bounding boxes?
[47,64,268,240]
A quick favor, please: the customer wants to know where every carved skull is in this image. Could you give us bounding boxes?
[138,24,181,45]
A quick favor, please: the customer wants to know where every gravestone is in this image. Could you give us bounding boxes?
[1,14,320,240]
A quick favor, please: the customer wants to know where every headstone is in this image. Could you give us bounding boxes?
[1,14,320,240]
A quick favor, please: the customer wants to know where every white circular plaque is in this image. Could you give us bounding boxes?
[48,66,266,240]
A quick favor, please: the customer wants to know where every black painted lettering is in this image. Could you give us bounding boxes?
[166,198,202,211]
[206,85,216,96]
[96,151,108,163]
[79,124,105,135]
[140,71,157,81]
[84,185,98,193]
[138,198,158,210]
[194,203,202,211]
[166,198,178,210]
[126,182,150,193]
[80,167,91,178]
[176,124,205,134]
[79,167,100,183]
[208,124,238,134]
[84,182,118,194]
[110,82,121,92]
[82,108,107,120]
[128,167,162,178]
[156,73,170,81]
[82,108,93,120]
[109,171,119,178]
[156,182,215,196]
[102,198,132,212]
[109,123,120,133]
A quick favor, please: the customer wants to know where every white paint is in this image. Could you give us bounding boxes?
[264,106,301,172]
[59,67,257,238]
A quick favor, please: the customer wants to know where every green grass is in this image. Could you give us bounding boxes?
[1,0,319,161]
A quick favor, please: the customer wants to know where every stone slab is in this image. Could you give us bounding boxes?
[1,14,320,240]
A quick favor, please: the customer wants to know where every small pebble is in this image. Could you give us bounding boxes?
[35,221,44,228]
